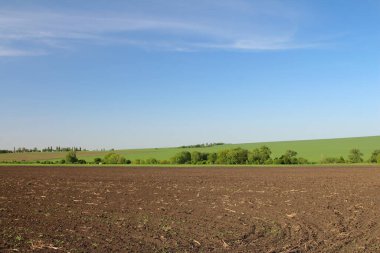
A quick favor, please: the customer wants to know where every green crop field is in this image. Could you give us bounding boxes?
[1,136,379,163]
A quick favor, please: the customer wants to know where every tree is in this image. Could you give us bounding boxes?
[321,156,345,164]
[170,151,191,164]
[248,146,272,164]
[216,149,229,164]
[207,153,217,164]
[146,158,159,164]
[276,150,298,164]
[191,151,202,164]
[370,150,380,163]
[65,151,78,163]
[103,152,126,164]
[216,148,248,164]
[228,148,248,164]
[348,148,363,163]
[94,158,102,164]
[191,151,208,164]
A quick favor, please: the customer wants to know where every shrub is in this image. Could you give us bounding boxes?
[191,151,208,164]
[94,157,102,164]
[248,146,272,164]
[348,149,363,163]
[216,148,248,164]
[370,150,380,163]
[65,151,78,164]
[264,158,273,165]
[103,152,126,164]
[170,151,191,164]
[146,158,159,164]
[276,150,298,164]
[321,156,345,164]
[207,153,217,164]
[77,159,87,164]
[297,157,309,164]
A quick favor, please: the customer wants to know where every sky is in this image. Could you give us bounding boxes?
[0,0,379,150]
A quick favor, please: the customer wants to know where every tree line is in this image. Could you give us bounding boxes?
[168,147,380,165]
[86,147,380,165]
[0,146,88,153]
[2,147,380,165]
[169,146,308,165]
[179,143,225,149]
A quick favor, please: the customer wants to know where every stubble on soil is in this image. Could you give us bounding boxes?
[1,166,380,252]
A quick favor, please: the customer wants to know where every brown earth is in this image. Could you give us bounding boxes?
[1,166,380,253]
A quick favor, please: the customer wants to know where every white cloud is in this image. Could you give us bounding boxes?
[0,1,324,55]
[0,46,45,57]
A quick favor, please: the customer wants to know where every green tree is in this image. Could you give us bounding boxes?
[228,148,248,164]
[216,149,229,164]
[370,150,380,163]
[248,146,272,164]
[348,148,363,163]
[146,158,159,164]
[65,151,78,163]
[191,151,208,164]
[216,148,248,164]
[94,157,102,164]
[191,151,202,164]
[207,153,217,164]
[170,151,191,164]
[103,152,126,164]
[277,150,298,164]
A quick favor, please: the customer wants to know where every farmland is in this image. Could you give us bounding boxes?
[1,166,380,252]
[1,135,380,163]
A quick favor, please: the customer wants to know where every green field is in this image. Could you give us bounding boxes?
[1,136,379,163]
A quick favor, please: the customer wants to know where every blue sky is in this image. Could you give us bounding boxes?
[0,0,379,149]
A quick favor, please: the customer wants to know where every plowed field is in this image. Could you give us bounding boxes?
[1,166,380,252]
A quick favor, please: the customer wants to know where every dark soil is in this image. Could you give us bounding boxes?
[1,166,380,252]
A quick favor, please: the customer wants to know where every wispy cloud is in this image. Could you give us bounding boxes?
[0,46,45,57]
[0,1,326,56]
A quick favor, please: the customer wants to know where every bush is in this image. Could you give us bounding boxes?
[94,157,102,164]
[321,156,345,164]
[248,146,272,164]
[191,151,208,164]
[77,159,87,164]
[297,157,309,164]
[377,154,380,164]
[276,150,298,164]
[370,150,380,163]
[103,152,127,164]
[348,149,363,163]
[146,158,159,164]
[264,158,273,165]
[207,153,217,164]
[65,151,78,164]
[170,151,191,164]
[216,148,248,164]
